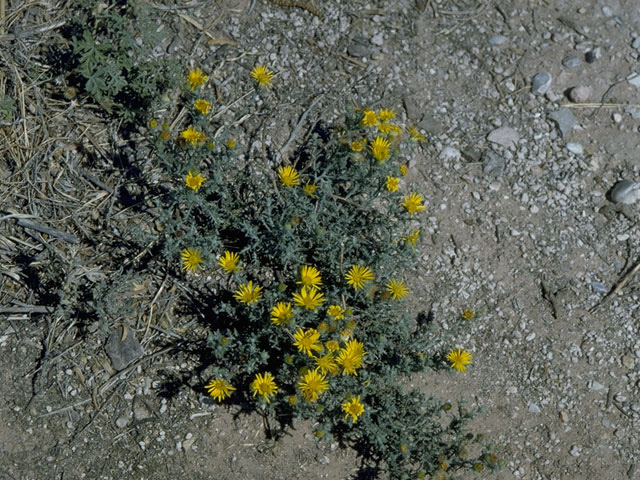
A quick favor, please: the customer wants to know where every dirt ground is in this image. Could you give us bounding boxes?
[2,0,640,479]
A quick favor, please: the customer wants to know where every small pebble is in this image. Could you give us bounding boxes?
[632,37,640,50]
[531,72,552,95]
[487,126,520,149]
[622,354,636,369]
[613,112,622,123]
[370,33,384,46]
[548,108,577,139]
[610,179,640,204]
[347,42,372,58]
[566,142,583,154]
[562,54,582,68]
[569,85,591,103]
[482,150,506,176]
[628,73,640,88]
[439,146,461,161]
[591,281,607,293]
[569,445,581,457]
[116,416,130,428]
[589,380,605,391]
[602,6,613,16]
[488,34,507,46]
[585,47,601,63]
[528,402,541,413]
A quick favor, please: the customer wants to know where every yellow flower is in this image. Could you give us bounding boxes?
[408,126,426,142]
[327,305,345,320]
[336,339,366,375]
[297,265,322,289]
[185,171,205,191]
[386,176,400,192]
[402,192,426,215]
[288,395,298,405]
[370,136,390,162]
[159,129,171,141]
[205,378,235,402]
[461,309,475,320]
[187,68,208,90]
[292,286,325,310]
[270,302,293,326]
[303,181,317,197]
[278,165,301,187]
[342,395,364,422]
[350,139,366,152]
[385,278,409,300]
[181,126,206,146]
[314,352,339,375]
[325,340,340,352]
[250,372,278,402]
[250,65,274,88]
[345,265,374,290]
[194,99,211,115]
[402,229,421,250]
[378,108,396,122]
[378,123,402,135]
[233,281,262,305]
[293,327,323,356]
[226,139,236,149]
[218,251,240,273]
[361,109,378,127]
[148,119,158,129]
[446,348,472,372]
[298,369,329,402]
[181,248,204,273]
[399,164,408,176]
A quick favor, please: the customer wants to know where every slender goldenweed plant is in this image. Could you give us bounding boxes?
[143,69,502,479]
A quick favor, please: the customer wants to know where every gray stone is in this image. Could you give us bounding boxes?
[562,54,582,68]
[402,95,423,122]
[488,35,507,46]
[133,398,153,421]
[548,108,577,138]
[105,326,144,371]
[487,126,519,149]
[439,146,461,161]
[589,380,605,391]
[633,37,640,50]
[569,85,591,103]
[591,281,606,293]
[585,47,601,63]
[482,150,506,176]
[566,142,583,154]
[531,72,552,95]
[417,114,444,135]
[370,33,384,46]
[528,402,541,413]
[116,416,130,428]
[347,42,372,58]
[569,445,581,457]
[610,179,640,204]
[628,73,640,88]
[622,354,636,369]
[602,6,613,16]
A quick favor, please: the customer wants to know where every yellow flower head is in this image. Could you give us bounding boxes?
[298,369,329,402]
[148,119,158,129]
[181,248,204,273]
[378,108,396,123]
[336,339,366,375]
[385,278,409,300]
[185,171,205,191]
[386,176,400,192]
[342,395,365,422]
[293,327,323,357]
[350,139,366,152]
[402,192,426,215]
[408,126,426,142]
[446,348,472,372]
[278,165,301,187]
[327,304,345,320]
[250,65,274,88]
[399,164,408,176]
[233,280,263,305]
[345,265,374,290]
[218,251,240,273]
[187,68,208,90]
[461,309,475,320]
[370,136,391,162]
[181,126,206,146]
[292,286,325,311]
[303,181,317,197]
[205,378,236,402]
[194,99,211,115]
[402,229,421,250]
[226,139,236,149]
[378,123,402,135]
[361,109,378,127]
[250,372,278,402]
[297,265,322,289]
[270,302,293,326]
[314,352,339,375]
[325,340,340,352]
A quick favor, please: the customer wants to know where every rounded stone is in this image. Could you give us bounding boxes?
[610,179,640,204]
[531,72,552,95]
[562,55,582,68]
[488,34,507,46]
[569,85,592,103]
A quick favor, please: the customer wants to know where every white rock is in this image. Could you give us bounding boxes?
[439,146,461,161]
